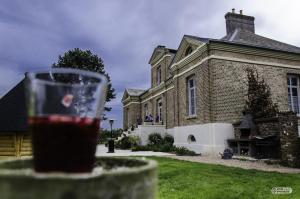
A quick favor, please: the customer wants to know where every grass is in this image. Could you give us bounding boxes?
[149,157,300,199]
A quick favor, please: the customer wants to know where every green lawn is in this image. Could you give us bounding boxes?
[150,157,300,199]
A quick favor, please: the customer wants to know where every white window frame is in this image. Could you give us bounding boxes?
[188,77,196,116]
[157,98,162,122]
[287,75,300,115]
[157,66,161,85]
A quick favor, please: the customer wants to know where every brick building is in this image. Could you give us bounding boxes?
[122,10,300,154]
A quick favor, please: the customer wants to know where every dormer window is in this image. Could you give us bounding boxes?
[185,46,193,56]
[157,65,161,85]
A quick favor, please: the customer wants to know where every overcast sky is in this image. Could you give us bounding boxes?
[1,0,300,129]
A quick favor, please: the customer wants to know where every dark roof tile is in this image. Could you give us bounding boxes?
[0,79,28,133]
[126,88,146,96]
[222,29,300,54]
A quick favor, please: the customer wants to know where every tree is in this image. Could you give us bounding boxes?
[52,48,116,114]
[244,67,278,118]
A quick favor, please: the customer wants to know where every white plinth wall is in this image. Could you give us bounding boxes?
[131,124,167,146]
[173,123,234,155]
[131,123,234,155]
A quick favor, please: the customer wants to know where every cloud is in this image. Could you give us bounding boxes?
[0,0,300,128]
[0,64,24,97]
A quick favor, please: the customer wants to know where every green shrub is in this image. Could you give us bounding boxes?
[173,146,196,156]
[163,134,174,146]
[115,136,131,149]
[99,129,123,144]
[151,145,161,152]
[128,135,140,147]
[159,144,174,152]
[132,144,171,152]
[115,135,140,149]
[148,133,163,146]
[131,145,152,151]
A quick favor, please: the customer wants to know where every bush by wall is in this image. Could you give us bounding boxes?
[163,134,174,146]
[131,145,152,151]
[159,144,174,152]
[131,133,197,156]
[115,135,140,149]
[173,146,196,156]
[148,133,163,146]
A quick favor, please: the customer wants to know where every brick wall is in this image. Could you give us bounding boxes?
[123,103,141,130]
[175,60,210,126]
[123,43,300,132]
[209,54,300,123]
[166,88,175,128]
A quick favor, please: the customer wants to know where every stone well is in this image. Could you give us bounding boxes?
[0,157,157,199]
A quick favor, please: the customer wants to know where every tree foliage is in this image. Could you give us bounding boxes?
[52,48,116,113]
[244,68,278,118]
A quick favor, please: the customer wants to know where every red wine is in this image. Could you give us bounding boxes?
[29,115,100,173]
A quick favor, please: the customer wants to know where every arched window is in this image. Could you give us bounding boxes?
[185,46,193,56]
[188,135,196,143]
[156,98,162,122]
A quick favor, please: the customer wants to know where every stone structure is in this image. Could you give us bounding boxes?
[278,112,299,167]
[231,112,300,166]
[0,157,157,199]
[122,10,300,155]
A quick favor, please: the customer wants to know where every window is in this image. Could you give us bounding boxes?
[188,135,196,143]
[156,98,162,122]
[157,66,161,85]
[144,103,148,117]
[287,76,300,114]
[185,46,193,56]
[126,108,130,127]
[187,77,196,116]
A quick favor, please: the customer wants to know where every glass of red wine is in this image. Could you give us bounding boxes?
[26,68,107,173]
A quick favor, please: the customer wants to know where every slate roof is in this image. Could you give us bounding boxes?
[185,29,300,54]
[184,35,211,44]
[166,48,177,54]
[0,79,28,133]
[126,88,146,96]
[221,29,300,54]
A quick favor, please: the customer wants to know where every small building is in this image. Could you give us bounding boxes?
[0,79,32,157]
[122,9,300,155]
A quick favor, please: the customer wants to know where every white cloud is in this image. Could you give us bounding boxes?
[1,0,300,128]
[0,66,23,97]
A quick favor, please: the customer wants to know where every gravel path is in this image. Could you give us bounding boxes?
[169,156,300,174]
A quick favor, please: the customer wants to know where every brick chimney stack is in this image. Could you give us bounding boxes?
[225,9,255,35]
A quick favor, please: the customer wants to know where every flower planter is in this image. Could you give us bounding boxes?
[0,157,157,199]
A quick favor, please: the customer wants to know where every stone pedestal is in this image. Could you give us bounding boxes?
[0,157,157,199]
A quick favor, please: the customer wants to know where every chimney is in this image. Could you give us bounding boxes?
[225,9,255,35]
